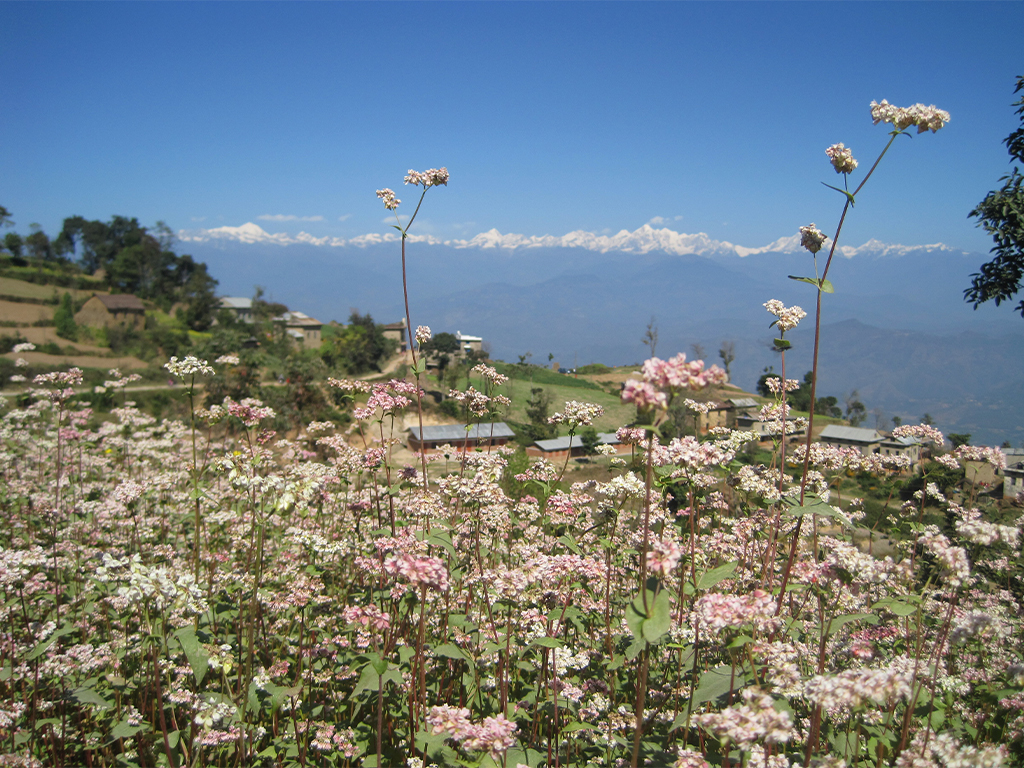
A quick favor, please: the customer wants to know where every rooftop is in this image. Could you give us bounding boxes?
[819,424,883,444]
[410,422,516,442]
[533,432,620,452]
[95,294,145,311]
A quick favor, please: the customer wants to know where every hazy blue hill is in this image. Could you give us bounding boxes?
[184,237,1023,446]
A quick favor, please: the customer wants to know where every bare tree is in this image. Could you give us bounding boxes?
[718,341,735,381]
[691,342,707,361]
[642,316,658,359]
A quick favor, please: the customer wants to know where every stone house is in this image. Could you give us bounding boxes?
[74,294,146,330]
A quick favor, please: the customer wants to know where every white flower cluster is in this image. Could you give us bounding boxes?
[215,354,240,366]
[800,224,827,254]
[548,400,604,428]
[870,99,950,133]
[695,687,795,748]
[376,188,400,210]
[826,142,858,174]
[164,356,215,378]
[12,342,35,353]
[764,299,807,333]
[415,325,431,346]
[404,167,449,188]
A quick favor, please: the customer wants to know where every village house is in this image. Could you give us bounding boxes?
[217,297,254,323]
[74,294,146,330]
[1001,448,1024,498]
[455,331,484,357]
[525,432,631,460]
[818,424,921,461]
[383,319,408,353]
[408,422,516,453]
[734,413,806,442]
[276,311,323,345]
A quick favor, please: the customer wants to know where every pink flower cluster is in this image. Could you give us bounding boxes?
[376,188,400,210]
[695,687,795,748]
[622,354,726,411]
[354,380,421,420]
[383,552,449,591]
[955,444,1007,470]
[341,604,391,631]
[225,397,276,427]
[695,590,776,631]
[425,706,517,757]
[648,539,683,576]
[870,99,950,133]
[472,364,509,387]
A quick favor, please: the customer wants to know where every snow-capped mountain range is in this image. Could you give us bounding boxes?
[178,222,963,259]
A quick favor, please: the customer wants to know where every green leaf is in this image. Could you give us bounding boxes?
[557,534,583,556]
[788,275,835,293]
[697,561,739,590]
[642,588,673,643]
[772,338,792,350]
[531,636,563,649]
[873,597,920,617]
[669,712,688,732]
[781,494,852,526]
[562,721,599,733]
[433,643,472,664]
[821,182,856,206]
[827,613,879,635]
[26,623,76,660]
[174,626,210,686]
[108,718,146,743]
[73,686,112,710]
[692,665,737,708]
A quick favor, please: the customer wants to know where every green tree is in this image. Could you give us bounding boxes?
[53,292,77,340]
[966,75,1024,317]
[25,224,54,260]
[0,206,12,228]
[579,426,601,456]
[3,232,23,258]
[845,390,867,427]
[718,340,735,380]
[320,311,395,374]
[949,433,972,449]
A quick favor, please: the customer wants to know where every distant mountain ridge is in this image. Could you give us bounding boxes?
[177,224,1022,446]
[179,222,967,260]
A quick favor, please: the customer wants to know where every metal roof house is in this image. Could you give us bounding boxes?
[408,422,515,453]
[818,425,920,461]
[276,311,323,345]
[218,297,254,323]
[525,432,630,460]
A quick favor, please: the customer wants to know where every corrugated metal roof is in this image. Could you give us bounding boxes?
[533,432,620,452]
[819,424,882,443]
[219,297,252,309]
[409,422,516,442]
[97,294,145,311]
[729,397,759,408]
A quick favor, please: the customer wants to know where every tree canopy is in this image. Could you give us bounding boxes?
[966,75,1024,318]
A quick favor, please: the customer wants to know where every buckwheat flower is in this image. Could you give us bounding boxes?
[415,325,431,346]
[15,358,28,368]
[376,188,400,210]
[165,356,215,378]
[384,552,449,591]
[648,539,683,576]
[472,363,509,386]
[113,480,145,505]
[675,749,712,768]
[215,354,240,366]
[12,342,35,353]
[825,143,858,174]
[427,705,474,738]
[548,400,604,427]
[695,687,794,748]
[893,423,945,446]
[764,300,807,333]
[870,99,950,133]
[799,224,827,254]
[405,167,450,188]
[9,374,26,383]
[765,377,801,395]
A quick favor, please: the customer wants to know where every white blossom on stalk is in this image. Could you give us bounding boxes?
[404,167,450,188]
[376,188,400,210]
[764,300,807,332]
[825,142,858,174]
[800,224,827,254]
[549,400,604,427]
[870,99,950,133]
[165,356,215,378]
[12,342,35,353]
[415,325,431,346]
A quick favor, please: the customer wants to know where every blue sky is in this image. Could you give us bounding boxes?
[2,2,1022,254]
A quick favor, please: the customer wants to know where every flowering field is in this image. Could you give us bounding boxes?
[3,100,1024,768]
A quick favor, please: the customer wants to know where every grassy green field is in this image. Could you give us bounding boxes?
[0,275,103,302]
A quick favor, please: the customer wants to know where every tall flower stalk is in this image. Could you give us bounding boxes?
[377,168,449,490]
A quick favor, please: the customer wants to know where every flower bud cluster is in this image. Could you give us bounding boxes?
[622,354,726,412]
